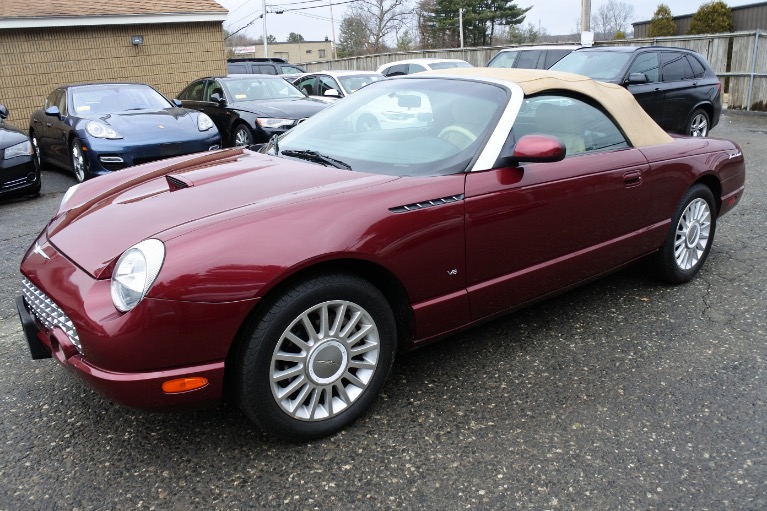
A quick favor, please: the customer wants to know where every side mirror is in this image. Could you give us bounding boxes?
[0,104,8,119]
[323,89,341,98]
[495,134,566,167]
[45,105,61,118]
[172,98,183,107]
[210,93,225,106]
[626,73,648,84]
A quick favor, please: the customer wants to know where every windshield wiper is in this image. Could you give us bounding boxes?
[280,149,352,170]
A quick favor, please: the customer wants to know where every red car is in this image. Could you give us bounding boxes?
[16,69,745,441]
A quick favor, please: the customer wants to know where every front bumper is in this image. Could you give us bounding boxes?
[82,132,221,176]
[1,153,40,197]
[17,233,258,410]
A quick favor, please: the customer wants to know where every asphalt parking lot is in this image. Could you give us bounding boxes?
[1,111,766,510]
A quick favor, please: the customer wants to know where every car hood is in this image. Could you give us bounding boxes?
[80,108,197,135]
[231,98,327,119]
[0,121,27,151]
[46,148,399,278]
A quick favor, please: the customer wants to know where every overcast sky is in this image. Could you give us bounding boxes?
[217,0,755,44]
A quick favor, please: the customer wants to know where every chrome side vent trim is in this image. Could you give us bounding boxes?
[389,194,464,213]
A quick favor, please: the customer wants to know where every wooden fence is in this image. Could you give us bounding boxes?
[298,31,767,112]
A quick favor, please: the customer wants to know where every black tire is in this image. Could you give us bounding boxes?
[234,274,396,441]
[232,124,254,147]
[687,108,710,137]
[70,138,87,182]
[655,184,717,284]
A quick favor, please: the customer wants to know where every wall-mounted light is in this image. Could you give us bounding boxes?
[131,35,144,45]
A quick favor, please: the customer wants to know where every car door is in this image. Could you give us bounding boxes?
[201,79,232,140]
[659,51,697,131]
[624,51,666,128]
[317,75,343,99]
[46,89,72,167]
[31,90,60,161]
[464,94,653,320]
[515,50,543,69]
[294,75,318,97]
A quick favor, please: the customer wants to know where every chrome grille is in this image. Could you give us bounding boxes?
[21,277,81,353]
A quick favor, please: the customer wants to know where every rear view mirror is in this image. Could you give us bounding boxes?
[495,134,566,167]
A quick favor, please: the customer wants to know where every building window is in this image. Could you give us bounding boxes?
[319,50,326,58]
[306,49,312,54]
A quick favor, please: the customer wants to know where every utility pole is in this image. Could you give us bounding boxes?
[262,0,269,57]
[459,8,464,48]
[581,0,591,33]
[329,0,337,60]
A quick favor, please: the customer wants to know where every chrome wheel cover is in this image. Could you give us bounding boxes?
[270,300,380,421]
[32,136,41,170]
[234,127,252,146]
[690,113,708,137]
[674,198,711,270]
[71,143,85,182]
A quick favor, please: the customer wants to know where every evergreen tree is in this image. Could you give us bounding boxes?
[648,4,676,37]
[688,1,733,35]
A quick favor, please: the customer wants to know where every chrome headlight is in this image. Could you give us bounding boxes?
[111,239,165,312]
[86,121,122,139]
[197,112,214,131]
[3,140,32,159]
[257,117,294,129]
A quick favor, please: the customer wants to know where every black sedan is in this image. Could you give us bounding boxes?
[29,83,222,182]
[1,104,40,199]
[177,75,328,147]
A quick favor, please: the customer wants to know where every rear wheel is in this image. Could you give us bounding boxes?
[234,274,396,441]
[687,108,710,137]
[655,184,716,283]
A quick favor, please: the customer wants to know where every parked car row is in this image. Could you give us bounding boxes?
[8,45,721,194]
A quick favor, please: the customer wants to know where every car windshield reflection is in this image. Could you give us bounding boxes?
[273,77,508,176]
[223,77,305,102]
[71,84,172,114]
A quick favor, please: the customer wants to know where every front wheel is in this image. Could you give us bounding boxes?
[70,138,87,182]
[655,184,717,284]
[234,274,396,441]
[687,108,710,137]
[232,125,254,147]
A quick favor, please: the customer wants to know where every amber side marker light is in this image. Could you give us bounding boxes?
[162,377,209,394]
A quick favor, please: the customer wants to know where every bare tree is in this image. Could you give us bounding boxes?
[591,0,635,40]
[350,0,413,54]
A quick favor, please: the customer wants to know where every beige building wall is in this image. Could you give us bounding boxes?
[234,41,334,64]
[0,22,227,125]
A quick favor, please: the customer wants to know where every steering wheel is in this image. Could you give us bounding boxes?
[438,125,477,149]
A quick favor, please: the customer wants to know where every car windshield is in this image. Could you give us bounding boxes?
[272,77,508,177]
[71,84,171,114]
[338,74,383,93]
[429,61,473,70]
[550,51,632,81]
[223,77,305,102]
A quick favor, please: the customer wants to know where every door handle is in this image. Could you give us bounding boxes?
[623,170,642,186]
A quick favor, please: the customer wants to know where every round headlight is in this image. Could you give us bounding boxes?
[111,239,165,312]
[198,112,214,131]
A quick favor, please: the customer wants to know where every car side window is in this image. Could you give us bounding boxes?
[409,64,427,73]
[661,52,692,82]
[317,76,338,95]
[383,64,408,77]
[488,51,518,68]
[45,89,61,110]
[228,63,248,73]
[55,89,67,115]
[544,50,571,69]
[685,54,707,78]
[628,52,659,82]
[204,80,224,102]
[257,65,277,75]
[179,81,205,101]
[295,76,317,95]
[509,95,629,156]
[516,50,542,69]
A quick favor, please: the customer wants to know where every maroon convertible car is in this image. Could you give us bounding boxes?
[17,69,745,441]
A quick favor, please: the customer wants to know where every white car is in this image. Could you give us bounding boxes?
[376,58,472,77]
[292,71,384,102]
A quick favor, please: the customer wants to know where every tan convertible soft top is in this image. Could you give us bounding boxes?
[425,68,674,147]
